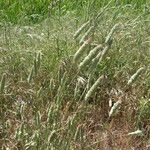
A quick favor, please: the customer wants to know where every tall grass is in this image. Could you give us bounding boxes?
[0,0,150,149]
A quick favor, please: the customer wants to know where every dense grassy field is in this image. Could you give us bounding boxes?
[0,0,150,149]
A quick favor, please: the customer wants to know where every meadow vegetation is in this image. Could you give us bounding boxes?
[0,0,150,149]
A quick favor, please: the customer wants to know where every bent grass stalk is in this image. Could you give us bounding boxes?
[79,44,103,70]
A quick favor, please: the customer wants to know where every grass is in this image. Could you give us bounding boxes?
[0,0,150,149]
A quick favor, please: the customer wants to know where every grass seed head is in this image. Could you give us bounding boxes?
[79,44,103,70]
[90,51,102,70]
[105,24,119,45]
[73,20,90,39]
[98,44,112,64]
[73,38,92,63]
[128,129,144,136]
[127,67,144,86]
[109,100,122,117]
[85,75,104,102]
[74,77,86,99]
